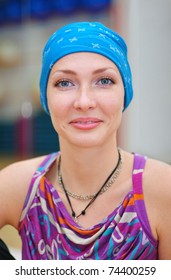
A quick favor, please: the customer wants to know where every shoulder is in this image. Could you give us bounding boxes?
[144,157,171,221]
[0,155,47,190]
[0,155,47,229]
[144,157,171,194]
[143,157,171,250]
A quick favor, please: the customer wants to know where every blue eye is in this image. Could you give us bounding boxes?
[56,80,73,87]
[98,78,114,85]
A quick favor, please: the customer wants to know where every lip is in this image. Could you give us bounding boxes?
[69,117,103,130]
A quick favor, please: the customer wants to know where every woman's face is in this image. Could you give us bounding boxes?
[47,52,124,149]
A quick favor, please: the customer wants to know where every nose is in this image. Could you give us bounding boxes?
[73,86,96,111]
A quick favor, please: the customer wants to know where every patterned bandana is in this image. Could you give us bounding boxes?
[39,22,133,113]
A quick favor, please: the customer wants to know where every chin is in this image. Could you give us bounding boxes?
[59,126,118,149]
[65,134,111,149]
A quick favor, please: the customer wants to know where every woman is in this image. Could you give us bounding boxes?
[0,22,171,260]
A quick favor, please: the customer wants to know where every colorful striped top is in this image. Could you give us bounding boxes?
[18,152,158,260]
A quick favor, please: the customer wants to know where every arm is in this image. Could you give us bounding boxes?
[157,165,171,259]
[0,161,29,229]
[0,156,45,229]
[144,159,171,259]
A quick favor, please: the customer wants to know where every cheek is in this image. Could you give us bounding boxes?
[48,106,66,135]
[49,103,67,126]
[105,82,124,108]
[47,95,74,135]
[47,90,68,117]
[101,91,124,115]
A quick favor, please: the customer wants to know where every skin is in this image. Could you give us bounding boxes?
[0,52,171,259]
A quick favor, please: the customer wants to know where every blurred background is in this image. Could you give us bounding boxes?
[0,0,170,259]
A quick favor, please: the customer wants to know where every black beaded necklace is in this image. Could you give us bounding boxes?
[58,149,122,223]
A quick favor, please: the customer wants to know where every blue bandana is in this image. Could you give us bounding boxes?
[40,22,133,113]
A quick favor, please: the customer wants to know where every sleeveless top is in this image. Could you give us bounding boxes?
[18,152,158,260]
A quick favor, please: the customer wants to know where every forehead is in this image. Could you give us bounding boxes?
[51,52,120,72]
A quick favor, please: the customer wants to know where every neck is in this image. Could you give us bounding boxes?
[58,138,120,195]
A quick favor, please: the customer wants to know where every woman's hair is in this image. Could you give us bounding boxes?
[39,21,133,114]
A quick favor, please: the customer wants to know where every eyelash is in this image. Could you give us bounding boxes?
[54,77,115,88]
[97,77,114,86]
[54,79,73,88]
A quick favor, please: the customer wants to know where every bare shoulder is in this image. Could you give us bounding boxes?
[143,157,171,259]
[0,155,47,229]
[1,155,46,179]
[0,155,46,189]
[144,157,171,212]
[145,157,171,192]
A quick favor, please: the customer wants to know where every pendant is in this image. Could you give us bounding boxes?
[74,216,79,224]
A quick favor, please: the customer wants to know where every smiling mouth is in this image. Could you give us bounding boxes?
[73,121,99,124]
[69,118,102,130]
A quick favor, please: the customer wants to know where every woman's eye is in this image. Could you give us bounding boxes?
[98,78,114,86]
[55,80,73,87]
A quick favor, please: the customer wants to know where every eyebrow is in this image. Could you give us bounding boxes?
[51,67,118,77]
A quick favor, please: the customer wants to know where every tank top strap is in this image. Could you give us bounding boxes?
[19,152,58,224]
[132,153,147,194]
[132,153,155,243]
[36,152,58,175]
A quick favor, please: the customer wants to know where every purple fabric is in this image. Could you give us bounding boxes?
[18,152,158,260]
